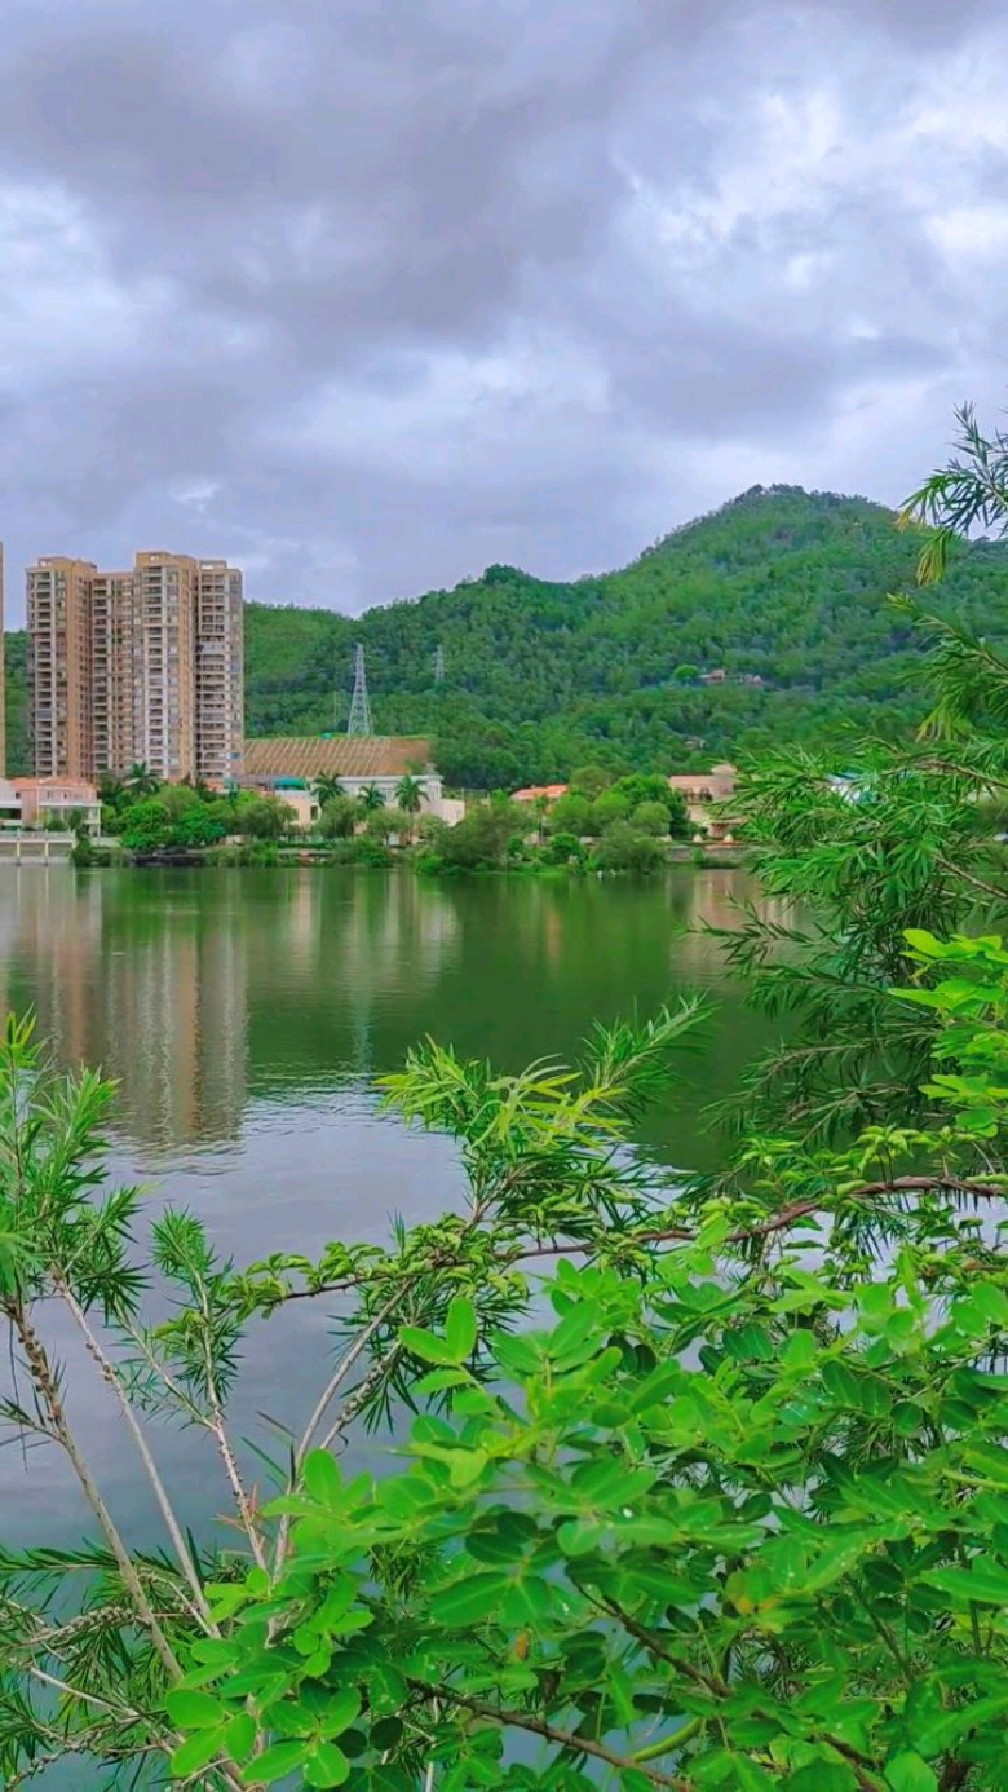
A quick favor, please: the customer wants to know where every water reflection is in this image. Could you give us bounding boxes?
[0,865,781,1161]
[0,870,464,1150]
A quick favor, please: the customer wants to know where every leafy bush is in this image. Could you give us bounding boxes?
[589,789,632,833]
[437,803,515,870]
[545,792,593,838]
[592,821,666,872]
[6,935,1008,1787]
[543,830,585,865]
[317,795,361,839]
[569,764,613,798]
[632,799,672,836]
[327,836,394,868]
[416,814,448,847]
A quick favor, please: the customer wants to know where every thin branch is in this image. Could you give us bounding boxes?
[297,1290,408,1466]
[54,1277,216,1635]
[123,1314,268,1572]
[585,1591,729,1696]
[8,1303,180,1679]
[193,1277,269,1574]
[317,1341,405,1454]
[26,1664,145,1724]
[246,1172,1008,1313]
[409,1680,692,1789]
[935,854,1007,902]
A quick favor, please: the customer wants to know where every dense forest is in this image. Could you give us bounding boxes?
[6,484,1008,786]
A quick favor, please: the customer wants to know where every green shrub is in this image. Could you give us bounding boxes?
[592,821,665,872]
[632,799,671,836]
[544,830,585,865]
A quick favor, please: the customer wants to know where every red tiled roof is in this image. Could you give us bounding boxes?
[512,783,568,802]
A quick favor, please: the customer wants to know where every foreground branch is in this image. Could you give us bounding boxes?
[408,1680,692,1790]
[8,1303,180,1680]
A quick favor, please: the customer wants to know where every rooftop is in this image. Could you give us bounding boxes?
[513,784,568,802]
[243,736,433,779]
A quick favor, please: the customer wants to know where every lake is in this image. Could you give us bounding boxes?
[0,865,783,1779]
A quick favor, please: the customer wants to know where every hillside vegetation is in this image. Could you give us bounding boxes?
[6,485,1007,784]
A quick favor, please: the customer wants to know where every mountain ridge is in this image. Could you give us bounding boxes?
[5,486,1007,785]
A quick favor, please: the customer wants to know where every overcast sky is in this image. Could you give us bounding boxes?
[1,0,1006,620]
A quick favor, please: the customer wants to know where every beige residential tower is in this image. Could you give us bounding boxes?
[27,550,244,783]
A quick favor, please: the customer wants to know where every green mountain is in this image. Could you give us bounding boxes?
[6,486,1007,785]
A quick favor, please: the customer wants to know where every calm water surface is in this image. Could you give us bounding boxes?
[0,866,784,1779]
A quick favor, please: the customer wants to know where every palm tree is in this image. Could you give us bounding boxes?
[395,775,423,843]
[360,783,386,814]
[127,762,159,797]
[315,773,346,809]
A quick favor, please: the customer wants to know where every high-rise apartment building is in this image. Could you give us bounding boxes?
[91,570,135,779]
[27,550,243,784]
[195,560,244,784]
[27,557,97,779]
[132,552,199,782]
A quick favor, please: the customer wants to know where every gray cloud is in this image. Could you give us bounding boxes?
[0,0,1005,617]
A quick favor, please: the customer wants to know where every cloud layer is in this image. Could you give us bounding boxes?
[1,0,1006,616]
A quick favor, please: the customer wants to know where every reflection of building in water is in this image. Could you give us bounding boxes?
[0,874,247,1153]
[95,891,248,1150]
[272,872,460,1077]
[0,870,457,1139]
[4,871,103,1070]
[0,871,462,1148]
[667,870,794,981]
[101,918,248,1150]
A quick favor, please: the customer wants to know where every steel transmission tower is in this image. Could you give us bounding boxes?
[434,644,445,683]
[347,643,374,736]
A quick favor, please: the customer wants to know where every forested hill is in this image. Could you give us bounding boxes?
[6,486,1008,785]
[241,485,1008,787]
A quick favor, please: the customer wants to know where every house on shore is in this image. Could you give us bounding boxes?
[667,763,738,841]
[239,737,456,828]
[0,777,102,837]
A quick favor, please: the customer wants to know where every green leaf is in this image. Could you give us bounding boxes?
[164,1688,226,1729]
[305,1742,350,1786]
[445,1295,478,1361]
[414,1368,474,1394]
[370,1716,404,1750]
[254,1739,312,1782]
[728,1759,779,1790]
[224,1711,257,1762]
[786,1768,857,1792]
[205,1580,253,1618]
[780,1329,817,1371]
[923,1562,1008,1606]
[915,1693,1008,1755]
[885,1754,938,1792]
[449,1446,488,1488]
[429,1570,508,1625]
[962,1281,1008,1327]
[303,1449,344,1506]
[170,1727,226,1776]
[318,1687,362,1738]
[400,1324,466,1366]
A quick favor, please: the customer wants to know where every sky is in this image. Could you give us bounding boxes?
[2,0,1007,620]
